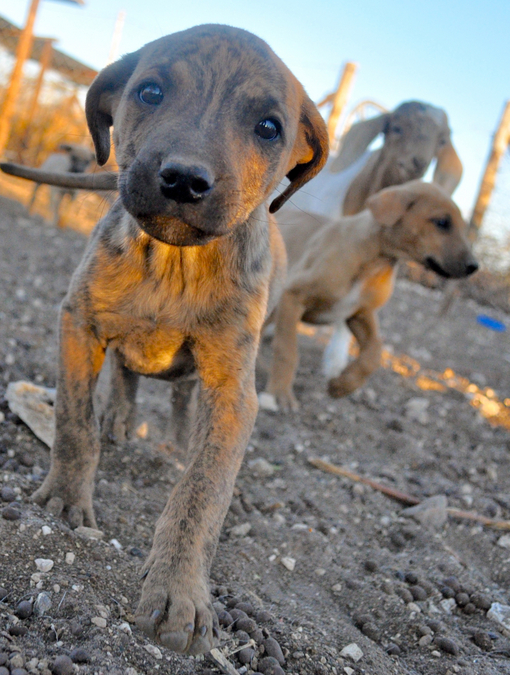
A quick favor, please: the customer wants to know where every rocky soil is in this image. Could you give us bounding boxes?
[1,193,510,675]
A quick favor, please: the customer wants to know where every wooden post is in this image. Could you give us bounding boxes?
[470,101,510,234]
[0,0,41,157]
[107,9,126,64]
[23,38,55,141]
[325,62,358,147]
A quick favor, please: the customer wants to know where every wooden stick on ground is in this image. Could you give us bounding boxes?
[309,457,510,531]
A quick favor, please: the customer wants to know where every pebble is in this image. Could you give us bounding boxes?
[51,655,74,675]
[34,592,52,616]
[419,635,433,647]
[16,601,33,619]
[230,523,252,537]
[75,526,104,540]
[11,670,29,675]
[280,556,296,572]
[497,534,510,549]
[263,637,285,665]
[0,654,6,666]
[2,503,21,520]
[41,526,52,536]
[91,617,107,628]
[440,598,456,613]
[0,668,8,675]
[248,457,276,478]
[143,644,162,659]
[70,648,91,663]
[0,587,7,601]
[35,558,54,573]
[65,552,75,565]
[0,486,16,502]
[10,656,25,670]
[258,393,279,412]
[435,636,460,656]
[340,643,364,662]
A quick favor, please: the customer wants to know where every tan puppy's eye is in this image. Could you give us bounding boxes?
[432,216,452,232]
[255,118,282,141]
[139,83,164,105]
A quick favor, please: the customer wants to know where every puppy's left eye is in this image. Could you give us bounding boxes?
[432,216,452,232]
[139,83,164,105]
[255,118,282,141]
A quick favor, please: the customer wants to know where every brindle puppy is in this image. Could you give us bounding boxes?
[27,25,328,654]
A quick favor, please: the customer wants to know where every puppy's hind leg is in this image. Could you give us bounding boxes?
[322,320,352,380]
[169,378,197,451]
[100,350,139,444]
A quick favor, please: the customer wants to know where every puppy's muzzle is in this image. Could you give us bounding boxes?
[425,256,479,279]
[159,162,214,204]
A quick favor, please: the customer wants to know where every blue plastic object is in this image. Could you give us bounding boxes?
[476,314,506,332]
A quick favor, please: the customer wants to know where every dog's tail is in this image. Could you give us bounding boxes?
[0,162,118,191]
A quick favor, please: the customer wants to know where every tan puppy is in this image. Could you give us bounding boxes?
[19,24,328,654]
[265,181,478,411]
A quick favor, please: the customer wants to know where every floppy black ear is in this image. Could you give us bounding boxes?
[270,94,329,213]
[85,50,140,165]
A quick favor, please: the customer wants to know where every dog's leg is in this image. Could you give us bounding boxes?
[50,188,64,227]
[169,378,196,451]
[135,328,259,654]
[100,350,139,444]
[265,290,305,412]
[322,321,352,379]
[32,307,105,528]
[28,183,40,213]
[327,309,382,397]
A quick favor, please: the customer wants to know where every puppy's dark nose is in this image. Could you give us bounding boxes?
[412,156,426,173]
[159,162,213,203]
[465,259,479,276]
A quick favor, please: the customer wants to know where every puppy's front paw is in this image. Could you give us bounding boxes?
[31,470,97,529]
[135,560,219,654]
[262,388,299,413]
[327,373,357,398]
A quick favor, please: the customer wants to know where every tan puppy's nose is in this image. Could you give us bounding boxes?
[159,161,214,203]
[465,258,479,276]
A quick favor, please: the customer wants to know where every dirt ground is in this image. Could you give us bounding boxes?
[1,192,510,675]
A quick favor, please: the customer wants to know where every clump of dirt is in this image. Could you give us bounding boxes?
[1,193,510,675]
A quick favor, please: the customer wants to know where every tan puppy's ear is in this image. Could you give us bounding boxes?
[269,94,329,213]
[85,50,140,165]
[330,113,389,174]
[433,139,462,195]
[366,183,418,226]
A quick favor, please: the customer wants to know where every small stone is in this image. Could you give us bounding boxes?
[75,526,104,540]
[248,457,276,478]
[110,538,122,550]
[0,586,8,601]
[417,624,432,637]
[263,637,285,665]
[230,523,252,537]
[70,648,90,663]
[435,636,460,656]
[404,397,429,424]
[91,617,107,628]
[487,602,510,629]
[51,655,74,675]
[410,585,427,601]
[65,552,75,565]
[2,503,21,520]
[143,644,162,659]
[497,534,510,549]
[35,558,54,573]
[402,495,448,529]
[440,598,456,614]
[339,643,363,662]
[9,624,28,636]
[10,655,25,670]
[407,602,422,613]
[34,592,52,616]
[281,556,296,572]
[473,631,492,651]
[41,526,52,536]
[0,486,16,502]
[16,600,33,619]
[419,635,433,647]
[0,667,8,675]
[11,669,29,675]
[0,654,7,666]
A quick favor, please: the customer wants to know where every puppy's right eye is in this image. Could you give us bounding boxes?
[139,83,164,105]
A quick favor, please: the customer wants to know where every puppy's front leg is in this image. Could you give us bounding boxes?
[33,305,105,528]
[266,289,305,412]
[136,328,259,654]
[328,309,382,397]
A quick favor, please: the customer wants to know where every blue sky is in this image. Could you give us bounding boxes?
[0,0,509,217]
